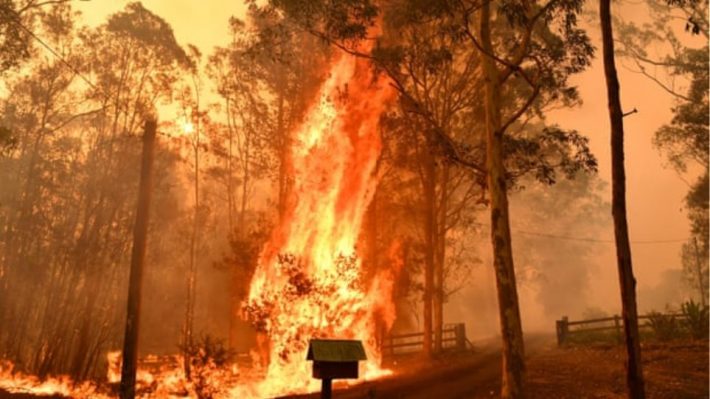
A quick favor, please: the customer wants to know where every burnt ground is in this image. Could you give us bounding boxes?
[286,335,709,399]
[1,336,707,398]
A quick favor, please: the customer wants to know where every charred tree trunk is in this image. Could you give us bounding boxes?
[367,188,384,350]
[226,97,237,232]
[226,98,238,349]
[434,162,450,353]
[692,237,707,307]
[423,134,436,359]
[184,77,202,381]
[600,2,646,398]
[277,90,288,222]
[70,298,97,379]
[184,123,200,381]
[119,119,156,399]
[479,3,526,398]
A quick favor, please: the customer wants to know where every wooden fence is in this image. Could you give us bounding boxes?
[555,313,687,346]
[381,323,473,356]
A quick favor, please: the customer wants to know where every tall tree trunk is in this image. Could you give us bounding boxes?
[422,135,436,359]
[692,237,707,307]
[226,99,238,349]
[226,97,236,233]
[600,2,646,397]
[70,297,97,379]
[184,78,202,381]
[434,163,450,353]
[367,188,384,349]
[479,3,526,398]
[119,119,156,399]
[184,131,200,381]
[238,132,250,236]
[600,1,646,398]
[276,90,288,222]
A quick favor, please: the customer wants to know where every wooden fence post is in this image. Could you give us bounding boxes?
[556,316,569,346]
[614,314,622,343]
[455,323,466,351]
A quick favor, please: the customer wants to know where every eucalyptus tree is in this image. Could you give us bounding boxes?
[252,4,595,397]
[244,5,330,221]
[208,17,272,237]
[0,3,87,370]
[68,2,190,379]
[0,0,79,73]
[373,15,484,355]
[0,2,191,379]
[601,0,647,396]
[617,1,708,306]
[208,17,275,348]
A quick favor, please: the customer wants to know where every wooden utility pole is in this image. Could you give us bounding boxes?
[119,119,157,399]
[599,1,646,398]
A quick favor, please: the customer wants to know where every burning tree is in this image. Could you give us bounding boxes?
[230,51,400,397]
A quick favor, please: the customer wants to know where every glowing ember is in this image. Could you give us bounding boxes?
[237,52,397,397]
[0,361,110,398]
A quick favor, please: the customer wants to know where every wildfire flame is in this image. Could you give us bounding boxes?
[236,51,397,397]
[0,360,110,398]
[0,52,396,399]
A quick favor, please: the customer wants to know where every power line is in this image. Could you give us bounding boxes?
[512,229,686,245]
[1,3,98,91]
[472,222,686,245]
[1,3,181,141]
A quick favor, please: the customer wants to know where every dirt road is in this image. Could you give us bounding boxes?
[285,335,709,399]
[301,348,502,399]
[282,335,548,399]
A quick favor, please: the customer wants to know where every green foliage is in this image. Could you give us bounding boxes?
[665,0,708,35]
[0,0,31,72]
[614,1,708,173]
[504,127,598,186]
[263,0,377,45]
[0,1,197,380]
[681,233,709,305]
[653,46,709,174]
[648,311,681,341]
[0,0,78,74]
[616,2,709,285]
[106,2,190,68]
[681,300,709,339]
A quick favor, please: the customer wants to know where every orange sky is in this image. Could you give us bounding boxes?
[550,7,703,292]
[74,1,702,322]
[76,1,247,52]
